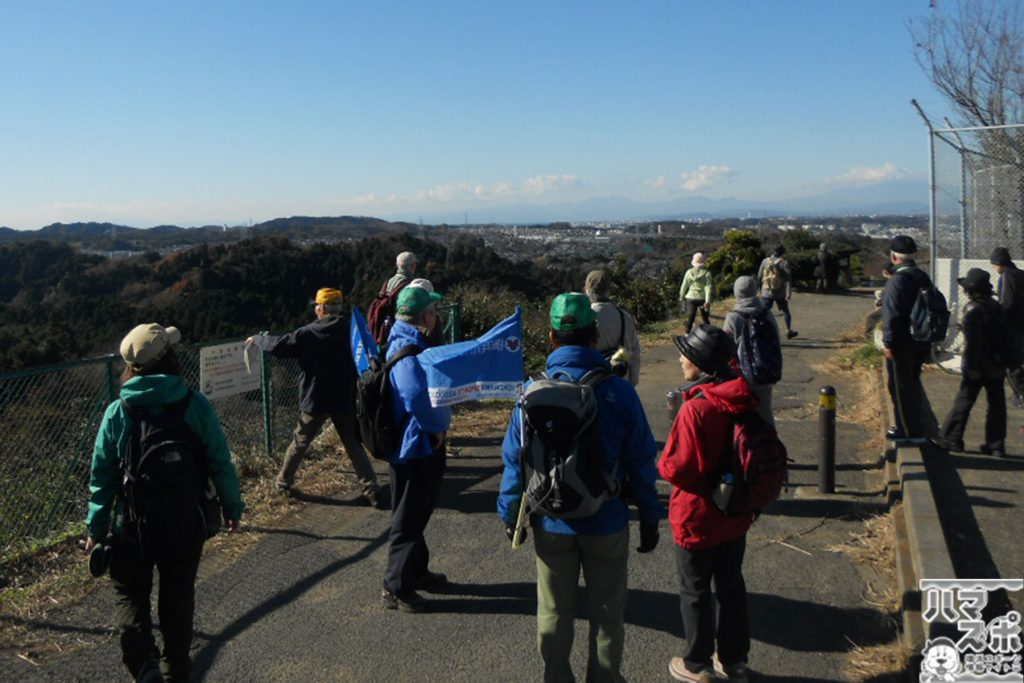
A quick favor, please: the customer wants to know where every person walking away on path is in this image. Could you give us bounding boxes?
[380,286,451,613]
[814,243,833,292]
[757,245,798,339]
[408,277,448,347]
[723,276,781,427]
[246,288,382,506]
[497,292,663,683]
[933,269,1008,457]
[990,247,1024,409]
[86,323,245,683]
[659,325,757,683]
[585,269,642,386]
[881,235,934,443]
[680,253,713,333]
[368,250,418,345]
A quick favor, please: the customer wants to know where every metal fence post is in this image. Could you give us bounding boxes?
[105,356,117,403]
[818,386,836,494]
[261,350,273,459]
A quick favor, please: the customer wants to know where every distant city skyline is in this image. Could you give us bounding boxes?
[0,1,954,230]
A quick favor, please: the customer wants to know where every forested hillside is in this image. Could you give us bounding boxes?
[0,234,585,371]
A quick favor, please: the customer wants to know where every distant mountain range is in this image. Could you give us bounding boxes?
[0,179,929,242]
[385,179,930,224]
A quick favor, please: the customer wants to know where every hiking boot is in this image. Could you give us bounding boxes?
[381,588,428,613]
[979,444,1007,458]
[136,659,165,683]
[930,437,965,453]
[414,571,448,592]
[669,657,715,683]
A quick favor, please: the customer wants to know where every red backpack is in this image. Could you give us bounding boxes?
[366,279,410,345]
[715,411,788,516]
[693,391,788,516]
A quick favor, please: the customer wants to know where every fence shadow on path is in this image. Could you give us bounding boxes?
[748,591,891,653]
[190,529,390,679]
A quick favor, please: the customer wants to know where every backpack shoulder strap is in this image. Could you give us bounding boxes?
[383,344,422,373]
[617,308,626,348]
[580,366,614,388]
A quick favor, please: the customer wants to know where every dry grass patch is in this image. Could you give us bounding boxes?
[828,506,909,682]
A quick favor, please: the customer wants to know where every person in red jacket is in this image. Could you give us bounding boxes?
[659,324,758,683]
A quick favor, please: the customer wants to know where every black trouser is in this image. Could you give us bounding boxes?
[674,535,749,669]
[886,344,930,438]
[109,536,204,682]
[1004,332,1024,403]
[760,297,793,331]
[383,446,447,594]
[683,299,709,333]
[943,373,1006,448]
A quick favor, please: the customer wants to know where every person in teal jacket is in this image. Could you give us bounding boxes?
[680,252,713,333]
[498,293,663,683]
[85,323,244,683]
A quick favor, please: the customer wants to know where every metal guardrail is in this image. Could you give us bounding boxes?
[0,303,460,558]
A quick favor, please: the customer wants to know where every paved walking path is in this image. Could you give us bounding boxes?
[917,363,1024,611]
[5,292,900,682]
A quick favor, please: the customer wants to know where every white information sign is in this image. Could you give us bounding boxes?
[199,341,262,400]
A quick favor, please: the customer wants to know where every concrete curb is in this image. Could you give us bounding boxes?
[881,367,957,657]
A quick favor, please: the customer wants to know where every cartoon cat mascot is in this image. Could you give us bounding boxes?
[920,637,962,682]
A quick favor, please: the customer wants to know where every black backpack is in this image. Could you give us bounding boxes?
[738,307,782,385]
[519,368,620,519]
[901,269,950,343]
[355,345,422,459]
[119,391,219,561]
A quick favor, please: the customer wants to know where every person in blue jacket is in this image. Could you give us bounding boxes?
[85,323,245,683]
[380,285,452,614]
[497,292,664,683]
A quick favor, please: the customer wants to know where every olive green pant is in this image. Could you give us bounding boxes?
[534,527,629,683]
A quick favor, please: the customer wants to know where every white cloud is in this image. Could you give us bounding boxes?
[523,174,581,195]
[679,165,734,192]
[646,175,667,190]
[827,162,907,186]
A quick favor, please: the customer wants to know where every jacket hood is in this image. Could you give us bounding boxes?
[546,345,611,376]
[387,319,428,357]
[120,374,189,407]
[683,376,756,415]
[689,266,708,276]
[732,297,762,315]
[308,314,347,337]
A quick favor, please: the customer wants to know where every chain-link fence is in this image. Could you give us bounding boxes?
[930,123,1024,309]
[0,303,461,559]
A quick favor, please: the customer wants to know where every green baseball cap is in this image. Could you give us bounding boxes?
[550,292,596,331]
[396,285,441,317]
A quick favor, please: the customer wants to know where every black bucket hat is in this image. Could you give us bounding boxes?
[957,267,992,292]
[673,324,737,377]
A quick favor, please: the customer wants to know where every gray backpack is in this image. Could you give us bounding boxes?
[520,368,620,519]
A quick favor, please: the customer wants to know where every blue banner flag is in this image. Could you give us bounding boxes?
[420,307,524,407]
[350,307,380,375]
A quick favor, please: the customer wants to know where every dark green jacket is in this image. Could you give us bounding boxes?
[86,374,245,539]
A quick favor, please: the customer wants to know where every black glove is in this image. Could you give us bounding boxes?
[505,524,528,545]
[636,523,659,553]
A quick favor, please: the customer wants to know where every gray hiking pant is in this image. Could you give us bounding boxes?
[276,412,377,493]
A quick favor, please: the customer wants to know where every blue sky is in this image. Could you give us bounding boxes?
[0,1,952,229]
